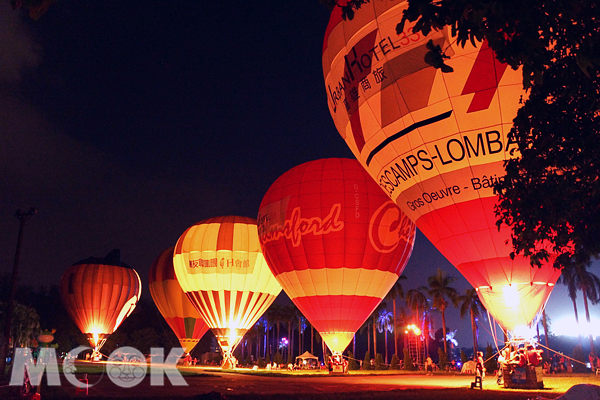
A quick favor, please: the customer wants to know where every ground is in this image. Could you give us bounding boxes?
[3,363,599,399]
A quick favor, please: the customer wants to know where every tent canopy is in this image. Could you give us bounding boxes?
[296,351,318,361]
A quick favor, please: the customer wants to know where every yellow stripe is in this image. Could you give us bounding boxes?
[276,268,399,299]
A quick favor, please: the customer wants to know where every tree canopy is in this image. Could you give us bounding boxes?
[324,0,600,271]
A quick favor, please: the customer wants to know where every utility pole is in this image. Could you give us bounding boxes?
[0,207,37,378]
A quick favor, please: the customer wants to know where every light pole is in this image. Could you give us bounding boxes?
[0,207,37,378]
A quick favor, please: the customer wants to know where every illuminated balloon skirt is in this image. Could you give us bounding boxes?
[211,327,246,369]
[178,338,201,355]
[417,197,561,334]
[87,333,109,360]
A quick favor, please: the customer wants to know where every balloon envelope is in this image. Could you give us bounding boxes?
[60,250,142,350]
[173,216,281,365]
[322,1,560,331]
[149,247,209,354]
[258,158,416,353]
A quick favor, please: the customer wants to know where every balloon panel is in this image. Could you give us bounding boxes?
[323,1,560,331]
[173,216,281,354]
[149,247,209,352]
[60,263,142,341]
[258,158,415,352]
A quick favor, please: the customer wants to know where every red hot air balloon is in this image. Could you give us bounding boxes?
[322,1,560,332]
[173,216,282,369]
[60,249,141,357]
[149,247,209,354]
[258,158,416,354]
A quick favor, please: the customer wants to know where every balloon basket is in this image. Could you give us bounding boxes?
[327,352,348,374]
[502,366,544,389]
[329,364,345,374]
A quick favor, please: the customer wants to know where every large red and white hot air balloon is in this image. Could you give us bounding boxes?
[173,216,281,368]
[322,1,560,332]
[257,158,415,354]
[149,247,209,354]
[60,249,141,356]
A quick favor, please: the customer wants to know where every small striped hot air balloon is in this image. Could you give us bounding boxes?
[322,1,560,333]
[149,247,209,354]
[257,158,416,355]
[60,249,141,357]
[173,216,281,369]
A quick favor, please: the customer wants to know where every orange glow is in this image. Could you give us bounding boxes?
[149,247,209,354]
[60,252,141,351]
[173,216,281,366]
[323,1,560,331]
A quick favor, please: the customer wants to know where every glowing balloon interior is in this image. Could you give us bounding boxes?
[258,158,416,353]
[60,250,142,354]
[173,216,282,368]
[322,1,560,332]
[149,247,209,354]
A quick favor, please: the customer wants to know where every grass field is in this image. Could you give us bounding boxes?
[3,363,599,399]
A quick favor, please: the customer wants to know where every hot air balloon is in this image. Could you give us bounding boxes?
[60,249,141,357]
[173,216,281,369]
[322,1,560,333]
[257,158,416,355]
[149,247,209,354]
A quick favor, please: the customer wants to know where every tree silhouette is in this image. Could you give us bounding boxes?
[457,289,485,358]
[405,286,428,329]
[384,275,406,358]
[427,268,458,357]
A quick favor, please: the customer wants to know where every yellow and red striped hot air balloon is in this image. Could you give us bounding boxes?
[173,216,281,369]
[322,1,560,333]
[149,247,209,354]
[257,158,416,354]
[60,249,141,355]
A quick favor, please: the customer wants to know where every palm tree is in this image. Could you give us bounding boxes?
[267,304,284,359]
[282,304,298,362]
[457,288,485,358]
[376,308,394,363]
[384,275,407,358]
[310,323,314,355]
[370,303,387,359]
[559,265,583,347]
[298,315,306,356]
[559,263,600,355]
[359,317,371,357]
[405,286,428,327]
[427,268,459,358]
[391,305,410,358]
[541,309,551,350]
[405,286,430,360]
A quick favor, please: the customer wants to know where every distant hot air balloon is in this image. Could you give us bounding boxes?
[173,216,281,369]
[149,247,209,354]
[60,249,141,356]
[257,158,416,355]
[322,1,560,332]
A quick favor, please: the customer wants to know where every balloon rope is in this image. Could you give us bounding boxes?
[535,342,587,367]
[487,310,499,350]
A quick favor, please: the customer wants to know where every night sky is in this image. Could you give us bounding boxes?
[1,1,597,348]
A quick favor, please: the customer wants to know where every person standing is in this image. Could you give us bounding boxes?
[425,356,433,375]
[476,351,485,378]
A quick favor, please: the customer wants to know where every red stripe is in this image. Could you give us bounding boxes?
[293,295,382,335]
[216,221,235,251]
[322,1,346,54]
[461,40,508,113]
